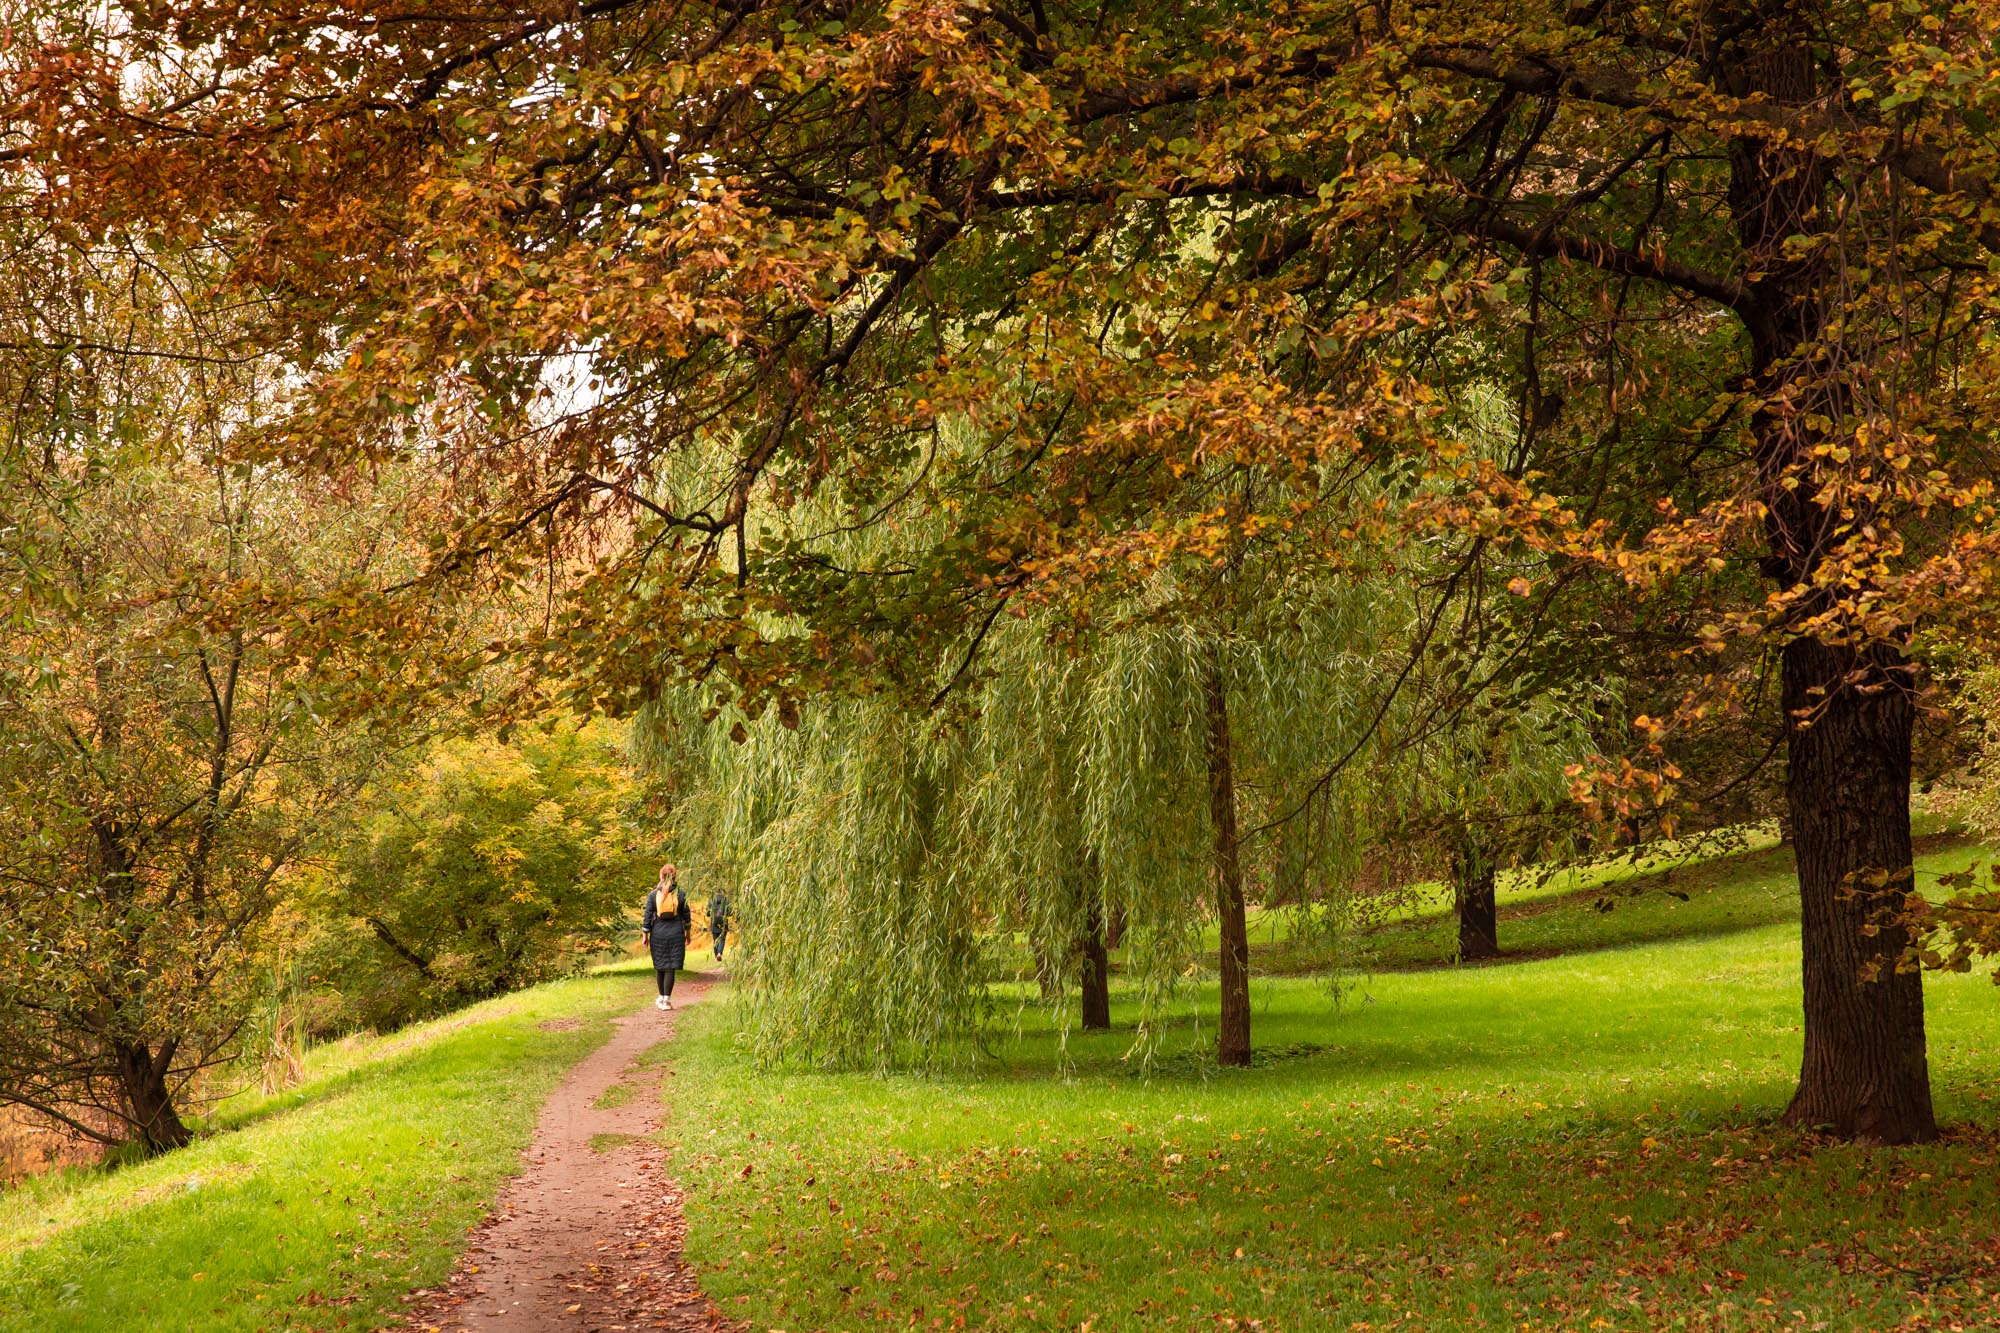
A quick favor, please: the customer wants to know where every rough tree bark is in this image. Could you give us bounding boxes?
[1454,843,1499,962]
[1778,639,1934,1140]
[92,789,195,1151]
[1203,655,1251,1067]
[114,1039,192,1152]
[1725,26,1935,1143]
[1079,897,1112,1031]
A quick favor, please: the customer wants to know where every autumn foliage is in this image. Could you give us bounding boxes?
[5,0,2000,1146]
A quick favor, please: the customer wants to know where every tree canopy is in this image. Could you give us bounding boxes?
[10,0,2000,1140]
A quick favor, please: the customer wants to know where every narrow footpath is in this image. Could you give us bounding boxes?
[401,977,733,1332]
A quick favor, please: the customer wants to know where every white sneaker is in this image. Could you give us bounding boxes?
[655,995,670,1010]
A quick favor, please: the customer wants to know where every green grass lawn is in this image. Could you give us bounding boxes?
[1347,835,1805,973]
[663,837,2000,1331]
[6,838,1998,1331]
[1150,823,1786,978]
[1361,828,1986,973]
[0,970,654,1332]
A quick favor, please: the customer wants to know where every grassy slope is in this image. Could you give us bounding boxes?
[1349,836,1802,972]
[4,844,1994,1331]
[0,971,654,1332]
[1172,824,1786,975]
[664,839,2000,1331]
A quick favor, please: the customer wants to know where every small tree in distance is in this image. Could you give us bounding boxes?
[307,724,655,1032]
[1377,687,1605,963]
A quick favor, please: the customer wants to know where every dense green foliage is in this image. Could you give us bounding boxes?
[647,569,1419,1067]
[0,206,528,1151]
[0,350,437,1148]
[301,724,659,1032]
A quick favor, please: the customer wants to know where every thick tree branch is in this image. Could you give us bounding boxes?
[1465,211,1754,315]
[1411,49,1649,111]
[366,916,437,979]
[982,173,1319,210]
[1074,40,1998,262]
[1883,140,2000,254]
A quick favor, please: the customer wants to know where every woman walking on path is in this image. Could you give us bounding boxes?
[643,864,693,1010]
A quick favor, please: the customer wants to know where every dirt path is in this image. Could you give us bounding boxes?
[400,977,733,1333]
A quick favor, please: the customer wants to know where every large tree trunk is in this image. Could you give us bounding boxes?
[1454,845,1498,962]
[1079,897,1111,1031]
[116,1040,191,1153]
[1203,656,1251,1067]
[1779,639,1935,1141]
[1723,25,1935,1143]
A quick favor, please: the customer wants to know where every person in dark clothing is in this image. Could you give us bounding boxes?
[643,863,693,1010]
[707,889,732,961]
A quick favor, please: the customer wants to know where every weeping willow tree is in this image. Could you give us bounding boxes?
[620,353,1599,1070]
[638,551,1398,1070]
[607,349,1647,1070]
[625,375,1616,1068]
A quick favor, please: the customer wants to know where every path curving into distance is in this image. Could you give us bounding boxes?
[400,976,733,1332]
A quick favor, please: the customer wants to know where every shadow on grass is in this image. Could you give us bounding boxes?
[949,994,1700,1093]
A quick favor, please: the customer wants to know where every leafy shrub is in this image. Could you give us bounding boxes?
[307,724,655,1030]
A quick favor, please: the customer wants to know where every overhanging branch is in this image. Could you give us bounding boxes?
[1463,211,1754,315]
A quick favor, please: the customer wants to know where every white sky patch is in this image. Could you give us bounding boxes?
[533,347,613,430]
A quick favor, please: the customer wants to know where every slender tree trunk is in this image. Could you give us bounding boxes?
[1779,639,1935,1141]
[1079,897,1111,1031]
[366,916,437,979]
[115,1040,191,1152]
[1203,656,1251,1067]
[1454,845,1498,962]
[88,747,196,1154]
[1721,23,1935,1143]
